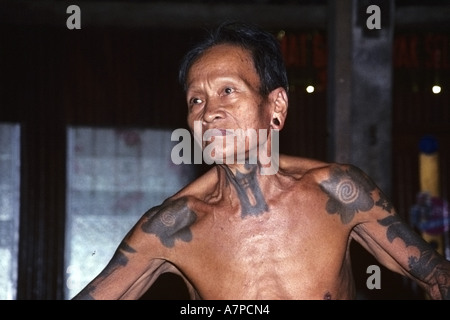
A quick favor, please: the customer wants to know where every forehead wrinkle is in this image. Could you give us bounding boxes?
[187,45,261,95]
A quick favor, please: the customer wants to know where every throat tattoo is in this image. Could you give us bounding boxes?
[224,164,269,217]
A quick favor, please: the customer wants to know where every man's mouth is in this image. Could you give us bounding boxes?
[203,128,234,140]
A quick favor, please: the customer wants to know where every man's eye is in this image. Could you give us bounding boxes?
[191,98,203,104]
[224,87,234,95]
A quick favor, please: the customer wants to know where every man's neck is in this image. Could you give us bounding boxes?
[220,163,269,217]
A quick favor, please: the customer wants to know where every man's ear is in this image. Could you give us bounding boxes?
[269,87,288,130]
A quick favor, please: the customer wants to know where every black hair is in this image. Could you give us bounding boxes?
[178,21,289,96]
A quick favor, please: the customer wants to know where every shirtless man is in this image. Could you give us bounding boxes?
[72,21,450,300]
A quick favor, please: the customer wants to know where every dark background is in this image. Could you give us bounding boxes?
[0,0,449,299]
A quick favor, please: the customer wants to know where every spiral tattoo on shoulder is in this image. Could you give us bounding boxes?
[319,165,376,224]
[141,197,197,248]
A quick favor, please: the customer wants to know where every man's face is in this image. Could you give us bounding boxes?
[185,44,272,164]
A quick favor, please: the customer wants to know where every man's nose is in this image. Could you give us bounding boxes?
[202,99,225,123]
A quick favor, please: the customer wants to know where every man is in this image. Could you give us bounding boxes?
[72,21,450,300]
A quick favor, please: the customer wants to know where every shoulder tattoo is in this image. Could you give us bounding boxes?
[141,197,197,248]
[319,165,377,224]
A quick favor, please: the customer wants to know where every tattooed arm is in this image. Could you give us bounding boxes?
[353,213,450,300]
[71,197,200,300]
[319,163,450,300]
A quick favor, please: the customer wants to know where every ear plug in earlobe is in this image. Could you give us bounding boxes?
[273,118,280,126]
